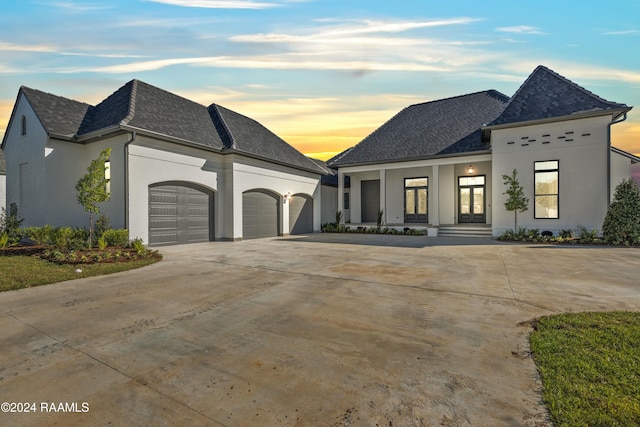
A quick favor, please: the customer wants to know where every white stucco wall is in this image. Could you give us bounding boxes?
[610,150,633,199]
[128,139,222,243]
[321,185,338,224]
[127,141,321,243]
[229,156,321,240]
[3,94,49,226]
[491,115,615,236]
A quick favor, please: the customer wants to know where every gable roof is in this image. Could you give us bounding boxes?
[488,65,630,127]
[3,80,324,175]
[329,90,509,167]
[19,87,92,139]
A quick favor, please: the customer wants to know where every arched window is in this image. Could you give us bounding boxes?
[21,115,26,136]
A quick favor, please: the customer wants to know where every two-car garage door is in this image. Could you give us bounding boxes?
[242,191,313,240]
[149,185,313,245]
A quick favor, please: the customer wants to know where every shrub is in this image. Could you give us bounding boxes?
[0,232,9,248]
[69,228,89,251]
[97,235,108,250]
[576,225,599,244]
[101,229,129,248]
[94,214,111,241]
[0,203,24,243]
[27,225,54,245]
[602,178,640,245]
[51,226,74,251]
[130,238,146,255]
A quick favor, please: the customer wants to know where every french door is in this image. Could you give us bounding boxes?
[404,177,428,223]
[458,176,486,223]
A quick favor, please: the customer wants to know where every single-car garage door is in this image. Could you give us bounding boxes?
[243,190,279,239]
[149,183,212,246]
[289,195,313,235]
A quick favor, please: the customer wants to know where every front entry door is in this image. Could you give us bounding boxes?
[458,176,486,223]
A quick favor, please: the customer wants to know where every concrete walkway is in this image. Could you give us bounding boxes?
[1,234,638,426]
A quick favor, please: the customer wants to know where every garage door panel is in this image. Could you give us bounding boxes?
[289,195,313,235]
[243,191,279,240]
[149,184,211,246]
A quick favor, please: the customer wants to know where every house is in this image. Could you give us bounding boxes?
[0,149,5,214]
[1,80,326,245]
[328,65,638,236]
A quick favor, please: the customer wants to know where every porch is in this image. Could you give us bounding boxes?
[342,223,492,237]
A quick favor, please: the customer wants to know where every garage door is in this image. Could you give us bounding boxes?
[243,191,279,239]
[149,184,211,246]
[289,195,313,235]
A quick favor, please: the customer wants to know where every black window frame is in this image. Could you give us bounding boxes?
[534,160,559,219]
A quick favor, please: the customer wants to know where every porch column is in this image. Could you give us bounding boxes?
[431,165,440,226]
[337,170,344,224]
[380,169,387,224]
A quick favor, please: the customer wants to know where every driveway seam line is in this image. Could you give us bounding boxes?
[194,258,556,313]
[0,308,228,427]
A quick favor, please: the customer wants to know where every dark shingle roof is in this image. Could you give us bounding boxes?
[489,65,630,126]
[10,80,323,174]
[212,104,324,172]
[329,90,509,167]
[20,87,91,138]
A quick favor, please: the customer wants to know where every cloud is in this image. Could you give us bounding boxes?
[496,25,546,35]
[603,29,640,36]
[37,1,112,12]
[146,0,282,9]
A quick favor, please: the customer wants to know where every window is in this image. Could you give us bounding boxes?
[343,192,350,210]
[104,160,111,193]
[21,115,26,136]
[534,160,558,219]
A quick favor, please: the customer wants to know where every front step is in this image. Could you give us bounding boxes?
[438,226,492,238]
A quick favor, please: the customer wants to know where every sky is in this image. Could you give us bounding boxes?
[1,0,639,161]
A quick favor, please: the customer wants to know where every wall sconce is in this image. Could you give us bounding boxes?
[466,164,475,175]
[283,192,291,204]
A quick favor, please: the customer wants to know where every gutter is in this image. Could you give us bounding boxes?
[124,131,136,229]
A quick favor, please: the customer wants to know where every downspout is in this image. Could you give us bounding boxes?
[124,131,136,229]
[607,112,628,205]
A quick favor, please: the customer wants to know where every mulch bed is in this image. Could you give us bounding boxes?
[0,245,162,265]
[0,245,48,256]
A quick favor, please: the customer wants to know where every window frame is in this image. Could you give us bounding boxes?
[534,160,559,219]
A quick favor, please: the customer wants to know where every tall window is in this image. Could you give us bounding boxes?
[534,160,559,219]
[104,160,111,193]
[21,115,27,136]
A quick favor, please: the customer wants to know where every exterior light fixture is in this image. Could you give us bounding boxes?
[283,192,291,204]
[466,164,475,175]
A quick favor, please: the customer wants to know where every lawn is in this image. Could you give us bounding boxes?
[0,255,161,292]
[529,311,640,426]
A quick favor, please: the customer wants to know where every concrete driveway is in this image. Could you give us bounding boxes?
[1,234,639,426]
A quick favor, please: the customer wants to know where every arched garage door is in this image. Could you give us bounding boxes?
[243,190,279,240]
[289,195,313,235]
[149,183,212,246]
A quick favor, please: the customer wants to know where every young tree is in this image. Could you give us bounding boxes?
[76,148,111,247]
[502,169,529,231]
[602,178,640,245]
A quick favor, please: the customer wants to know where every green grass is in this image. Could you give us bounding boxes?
[0,255,161,292]
[529,311,640,426]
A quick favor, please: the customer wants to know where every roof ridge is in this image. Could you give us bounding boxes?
[409,89,509,108]
[208,103,236,149]
[20,86,92,107]
[121,79,138,125]
[536,65,627,107]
